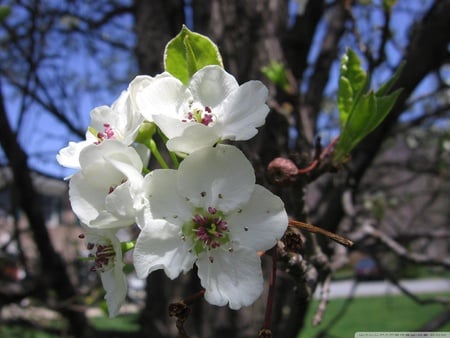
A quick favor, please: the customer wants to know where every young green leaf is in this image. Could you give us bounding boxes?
[337,48,369,127]
[164,25,223,84]
[333,49,403,165]
[261,60,290,92]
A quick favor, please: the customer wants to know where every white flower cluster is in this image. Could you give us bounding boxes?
[57,65,288,317]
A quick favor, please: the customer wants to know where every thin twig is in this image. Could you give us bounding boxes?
[312,273,332,326]
[289,220,354,247]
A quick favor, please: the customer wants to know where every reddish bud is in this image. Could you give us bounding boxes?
[267,157,298,186]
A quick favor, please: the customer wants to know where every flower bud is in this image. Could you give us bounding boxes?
[135,121,157,144]
[267,157,298,186]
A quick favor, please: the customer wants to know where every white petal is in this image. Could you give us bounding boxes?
[90,105,115,132]
[189,66,238,108]
[82,227,127,318]
[129,73,173,122]
[104,182,136,217]
[133,76,186,122]
[177,145,255,212]
[69,171,106,225]
[100,262,127,318]
[196,247,263,309]
[228,184,288,251]
[78,140,142,171]
[106,157,144,201]
[152,114,189,139]
[133,219,195,280]
[134,143,151,168]
[90,211,134,229]
[220,81,269,140]
[141,170,192,223]
[56,139,92,170]
[166,124,220,154]
[70,141,143,228]
[90,90,143,145]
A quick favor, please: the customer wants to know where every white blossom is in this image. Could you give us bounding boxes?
[69,140,145,229]
[57,84,144,171]
[133,145,288,309]
[131,65,269,154]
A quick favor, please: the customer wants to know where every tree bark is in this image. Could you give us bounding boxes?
[134,0,185,75]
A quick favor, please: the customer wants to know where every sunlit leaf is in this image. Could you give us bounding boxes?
[261,60,290,92]
[164,25,223,84]
[333,48,403,165]
[338,48,368,127]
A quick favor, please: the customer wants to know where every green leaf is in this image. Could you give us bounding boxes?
[337,48,369,127]
[121,241,136,253]
[382,0,397,11]
[0,6,10,22]
[164,25,223,84]
[333,49,403,165]
[261,61,290,92]
[375,61,404,97]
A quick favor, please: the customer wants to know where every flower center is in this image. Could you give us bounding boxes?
[95,123,115,144]
[182,206,230,256]
[108,178,127,194]
[181,102,215,126]
[86,240,116,273]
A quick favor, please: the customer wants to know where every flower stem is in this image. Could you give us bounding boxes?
[146,138,169,169]
[158,129,180,168]
[168,150,180,168]
[262,248,278,331]
[183,289,205,305]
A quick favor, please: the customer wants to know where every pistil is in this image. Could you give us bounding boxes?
[183,206,231,257]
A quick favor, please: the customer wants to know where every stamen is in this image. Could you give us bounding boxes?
[182,104,216,126]
[85,240,116,273]
[185,206,231,255]
[96,123,115,143]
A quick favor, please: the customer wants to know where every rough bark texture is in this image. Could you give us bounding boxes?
[134,0,185,75]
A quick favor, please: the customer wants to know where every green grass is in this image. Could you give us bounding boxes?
[2,293,449,338]
[90,313,140,332]
[298,292,450,338]
[0,314,139,338]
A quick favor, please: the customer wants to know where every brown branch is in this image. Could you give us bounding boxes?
[312,273,332,326]
[418,309,450,331]
[297,2,348,146]
[353,222,450,269]
[289,220,354,248]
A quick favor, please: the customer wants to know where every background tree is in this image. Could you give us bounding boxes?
[0,0,449,337]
